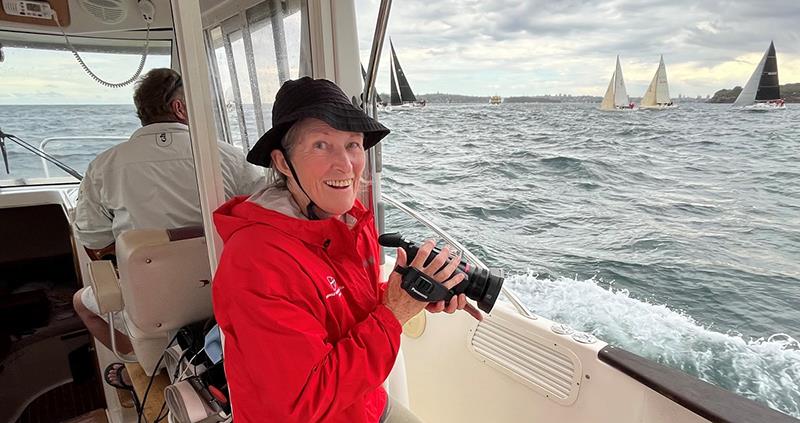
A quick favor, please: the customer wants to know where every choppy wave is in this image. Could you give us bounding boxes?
[380,102,800,417]
[505,272,800,417]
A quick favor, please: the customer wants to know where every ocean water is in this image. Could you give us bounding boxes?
[377,103,800,418]
[1,102,798,417]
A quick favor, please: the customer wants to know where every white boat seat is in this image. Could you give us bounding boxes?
[88,226,213,375]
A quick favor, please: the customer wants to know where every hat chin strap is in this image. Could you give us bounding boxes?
[281,149,322,220]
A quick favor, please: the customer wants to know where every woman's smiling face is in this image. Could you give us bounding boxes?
[272,118,366,218]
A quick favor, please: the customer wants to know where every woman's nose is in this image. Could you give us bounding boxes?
[330,147,353,171]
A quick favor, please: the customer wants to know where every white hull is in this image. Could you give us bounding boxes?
[385,102,426,111]
[740,102,786,111]
[600,106,637,112]
[640,104,678,110]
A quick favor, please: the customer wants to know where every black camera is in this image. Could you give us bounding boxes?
[378,233,504,313]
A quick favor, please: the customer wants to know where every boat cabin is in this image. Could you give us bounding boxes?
[0,1,796,422]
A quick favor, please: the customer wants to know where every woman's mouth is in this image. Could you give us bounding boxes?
[324,178,353,190]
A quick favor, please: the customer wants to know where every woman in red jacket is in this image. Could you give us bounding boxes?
[212,77,468,423]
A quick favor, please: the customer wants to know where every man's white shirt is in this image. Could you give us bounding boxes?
[74,122,264,249]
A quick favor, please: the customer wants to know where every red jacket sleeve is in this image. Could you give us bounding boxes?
[213,240,402,423]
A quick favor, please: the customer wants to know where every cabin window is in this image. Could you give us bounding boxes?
[0,32,171,187]
[204,0,310,154]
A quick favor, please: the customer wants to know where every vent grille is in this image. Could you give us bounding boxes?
[470,318,581,404]
[79,0,128,25]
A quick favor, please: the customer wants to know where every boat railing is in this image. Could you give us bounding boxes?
[382,193,536,319]
[39,136,126,178]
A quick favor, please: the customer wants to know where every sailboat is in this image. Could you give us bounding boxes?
[388,39,426,108]
[600,56,635,110]
[733,41,785,110]
[640,55,676,109]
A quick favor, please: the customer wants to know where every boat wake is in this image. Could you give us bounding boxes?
[505,272,800,418]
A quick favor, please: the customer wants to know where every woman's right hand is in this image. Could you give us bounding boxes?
[383,240,466,324]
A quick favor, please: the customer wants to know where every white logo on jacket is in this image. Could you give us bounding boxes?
[325,276,343,299]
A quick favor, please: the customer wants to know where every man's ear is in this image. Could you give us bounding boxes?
[270,149,292,178]
[171,98,188,124]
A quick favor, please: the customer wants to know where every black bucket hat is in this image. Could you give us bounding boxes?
[247,77,390,167]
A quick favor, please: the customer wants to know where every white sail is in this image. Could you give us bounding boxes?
[733,47,769,107]
[600,72,616,110]
[641,56,671,107]
[613,56,629,107]
[655,56,671,104]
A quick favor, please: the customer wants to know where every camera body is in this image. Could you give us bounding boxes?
[378,233,503,313]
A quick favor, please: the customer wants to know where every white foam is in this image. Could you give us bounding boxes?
[505,271,800,418]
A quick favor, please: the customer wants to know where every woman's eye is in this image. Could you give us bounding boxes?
[347,142,363,150]
[313,141,327,149]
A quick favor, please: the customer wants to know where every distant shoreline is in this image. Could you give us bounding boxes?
[707,83,799,103]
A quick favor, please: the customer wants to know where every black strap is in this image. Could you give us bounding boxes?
[393,265,453,303]
[280,148,320,220]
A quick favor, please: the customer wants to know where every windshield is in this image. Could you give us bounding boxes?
[0,34,171,186]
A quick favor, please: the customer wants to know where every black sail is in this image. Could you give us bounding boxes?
[389,59,402,106]
[756,41,781,101]
[390,40,417,102]
[361,64,383,103]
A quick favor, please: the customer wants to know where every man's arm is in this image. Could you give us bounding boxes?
[237,159,265,195]
[73,162,116,251]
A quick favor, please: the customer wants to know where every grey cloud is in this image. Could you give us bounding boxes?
[356,0,800,95]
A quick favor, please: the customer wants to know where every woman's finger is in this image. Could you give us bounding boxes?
[395,247,407,267]
[423,244,449,275]
[390,247,408,281]
[444,298,458,314]
[457,294,467,310]
[434,252,461,282]
[426,301,445,313]
[410,239,435,269]
[442,272,466,290]
[464,303,483,321]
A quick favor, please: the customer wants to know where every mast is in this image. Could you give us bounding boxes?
[389,39,417,102]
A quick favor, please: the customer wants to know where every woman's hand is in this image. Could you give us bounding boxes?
[383,240,466,325]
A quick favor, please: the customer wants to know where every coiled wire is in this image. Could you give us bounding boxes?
[52,10,151,88]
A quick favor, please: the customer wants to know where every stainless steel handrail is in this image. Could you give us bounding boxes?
[39,136,126,178]
[362,0,393,243]
[363,0,392,112]
[382,193,536,319]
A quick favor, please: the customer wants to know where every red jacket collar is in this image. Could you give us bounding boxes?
[214,191,373,249]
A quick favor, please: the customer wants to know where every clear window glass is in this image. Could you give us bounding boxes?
[205,0,310,152]
[0,35,171,186]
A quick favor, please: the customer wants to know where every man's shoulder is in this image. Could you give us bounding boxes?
[216,141,246,158]
[85,139,131,175]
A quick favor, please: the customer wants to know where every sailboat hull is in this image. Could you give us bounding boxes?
[640,104,678,110]
[741,102,786,111]
[600,105,637,112]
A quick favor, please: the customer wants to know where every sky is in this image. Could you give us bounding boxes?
[355,0,800,97]
[1,1,799,104]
